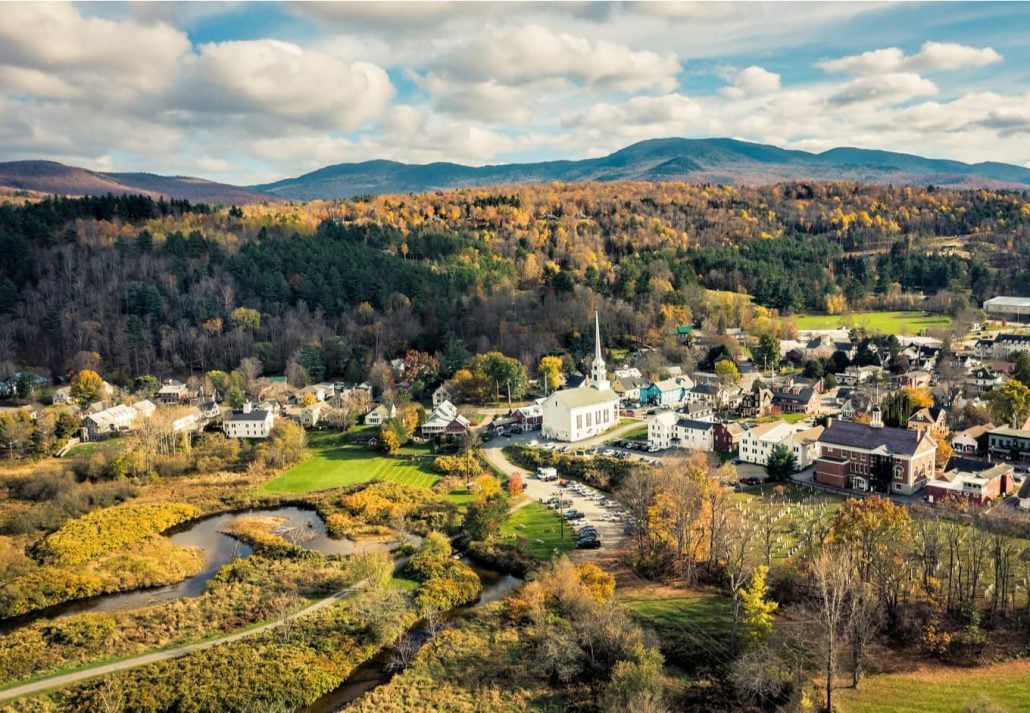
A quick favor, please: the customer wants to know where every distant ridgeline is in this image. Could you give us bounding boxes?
[0,184,1027,385]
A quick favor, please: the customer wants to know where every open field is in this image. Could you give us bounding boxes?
[262,431,439,494]
[65,437,128,458]
[793,311,952,335]
[622,590,735,667]
[499,502,575,559]
[835,659,1030,713]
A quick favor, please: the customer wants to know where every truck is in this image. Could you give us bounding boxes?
[537,467,558,481]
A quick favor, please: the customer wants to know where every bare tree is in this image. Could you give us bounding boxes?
[811,547,855,712]
[847,581,883,688]
[618,467,659,562]
[389,633,422,671]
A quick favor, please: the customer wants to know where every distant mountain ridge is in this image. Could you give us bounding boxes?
[0,160,275,204]
[4,138,1029,205]
[254,137,1030,200]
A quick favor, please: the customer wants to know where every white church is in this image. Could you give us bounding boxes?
[541,312,621,442]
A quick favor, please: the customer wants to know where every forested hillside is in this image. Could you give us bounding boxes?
[0,182,1028,384]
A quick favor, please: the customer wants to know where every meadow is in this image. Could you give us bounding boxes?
[793,310,952,335]
[262,431,440,494]
[622,591,735,669]
[498,502,575,560]
[835,659,1030,713]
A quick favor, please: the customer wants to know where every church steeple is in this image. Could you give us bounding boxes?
[590,311,609,390]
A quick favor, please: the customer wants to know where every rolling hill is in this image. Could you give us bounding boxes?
[254,137,1030,200]
[0,160,276,204]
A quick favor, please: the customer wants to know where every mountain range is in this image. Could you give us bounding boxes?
[3,138,1029,204]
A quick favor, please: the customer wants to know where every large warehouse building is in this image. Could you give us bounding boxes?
[983,296,1030,323]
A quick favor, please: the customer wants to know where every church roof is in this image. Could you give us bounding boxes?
[549,387,619,409]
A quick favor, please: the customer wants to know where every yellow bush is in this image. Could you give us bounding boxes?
[34,502,200,566]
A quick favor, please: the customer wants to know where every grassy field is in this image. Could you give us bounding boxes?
[622,424,648,441]
[622,591,735,668]
[262,431,440,494]
[835,659,1030,713]
[499,502,575,559]
[793,311,952,335]
[65,436,128,457]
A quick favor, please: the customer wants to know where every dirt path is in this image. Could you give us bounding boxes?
[0,582,366,704]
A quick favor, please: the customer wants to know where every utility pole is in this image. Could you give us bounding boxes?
[506,380,512,414]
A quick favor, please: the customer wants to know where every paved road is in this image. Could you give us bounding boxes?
[0,582,367,704]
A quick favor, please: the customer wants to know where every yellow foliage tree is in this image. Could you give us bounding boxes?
[538,355,564,392]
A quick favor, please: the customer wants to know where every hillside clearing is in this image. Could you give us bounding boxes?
[793,311,952,335]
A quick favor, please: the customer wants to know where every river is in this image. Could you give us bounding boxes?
[0,506,387,631]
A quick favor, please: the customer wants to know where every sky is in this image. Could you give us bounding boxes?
[1,1,1029,185]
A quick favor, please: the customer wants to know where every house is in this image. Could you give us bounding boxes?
[157,379,189,405]
[131,399,157,419]
[640,376,694,407]
[613,366,643,381]
[295,384,329,404]
[541,313,620,442]
[364,403,396,426]
[771,379,820,414]
[893,369,933,389]
[926,461,1015,506]
[422,400,470,436]
[171,410,202,434]
[647,411,714,451]
[986,427,1030,460]
[514,401,544,431]
[950,424,993,456]
[713,421,745,453]
[223,402,275,439]
[199,400,221,421]
[804,334,855,361]
[987,332,1030,359]
[835,365,883,386]
[739,420,822,468]
[433,383,456,407]
[1018,478,1030,511]
[907,406,948,438]
[285,401,331,427]
[52,386,73,405]
[612,375,648,402]
[967,367,1003,395]
[738,382,773,418]
[814,410,936,495]
[680,402,715,422]
[82,404,139,440]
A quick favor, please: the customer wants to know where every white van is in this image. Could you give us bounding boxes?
[537,467,558,481]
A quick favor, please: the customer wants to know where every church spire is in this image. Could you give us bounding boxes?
[591,310,609,390]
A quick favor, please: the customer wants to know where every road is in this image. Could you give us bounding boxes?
[481,420,645,560]
[0,581,367,705]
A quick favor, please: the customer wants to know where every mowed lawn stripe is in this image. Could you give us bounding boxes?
[262,433,439,494]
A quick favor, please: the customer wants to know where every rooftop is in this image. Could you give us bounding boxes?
[820,419,933,456]
[549,386,619,409]
[984,296,1030,307]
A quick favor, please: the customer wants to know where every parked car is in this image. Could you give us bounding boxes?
[564,510,585,521]
[576,538,601,549]
[739,476,761,486]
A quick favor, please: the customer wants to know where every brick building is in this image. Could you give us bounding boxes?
[814,409,936,495]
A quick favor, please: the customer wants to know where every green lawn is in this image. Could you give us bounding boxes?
[621,424,648,441]
[262,431,440,494]
[499,502,575,559]
[835,660,1030,713]
[66,436,128,457]
[793,311,952,335]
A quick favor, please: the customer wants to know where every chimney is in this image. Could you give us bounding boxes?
[870,406,883,429]
[826,417,833,429]
[243,401,252,414]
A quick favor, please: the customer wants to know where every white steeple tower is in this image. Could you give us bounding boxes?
[590,311,609,390]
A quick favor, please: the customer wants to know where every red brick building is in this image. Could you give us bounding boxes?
[713,421,744,452]
[925,461,1015,506]
[814,410,937,495]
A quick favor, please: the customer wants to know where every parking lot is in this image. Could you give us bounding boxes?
[530,475,630,552]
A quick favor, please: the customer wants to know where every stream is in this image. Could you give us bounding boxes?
[0,506,387,632]
[299,555,523,713]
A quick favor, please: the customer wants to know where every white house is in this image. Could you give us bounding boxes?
[739,420,823,468]
[647,411,714,451]
[421,400,470,436]
[541,312,620,442]
[364,403,396,426]
[52,386,73,405]
[223,403,275,439]
[132,399,157,419]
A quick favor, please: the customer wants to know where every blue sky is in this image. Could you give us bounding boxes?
[1,1,1028,184]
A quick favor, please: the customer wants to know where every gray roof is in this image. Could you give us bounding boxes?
[820,420,930,456]
[677,419,715,431]
[226,409,271,422]
[1019,478,1030,499]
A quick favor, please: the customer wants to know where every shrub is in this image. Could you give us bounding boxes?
[33,502,199,565]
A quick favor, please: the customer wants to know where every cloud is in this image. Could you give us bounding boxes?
[416,74,535,123]
[431,25,681,92]
[561,94,705,143]
[0,2,189,94]
[820,41,1002,76]
[829,73,938,106]
[176,40,393,131]
[720,65,781,99]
